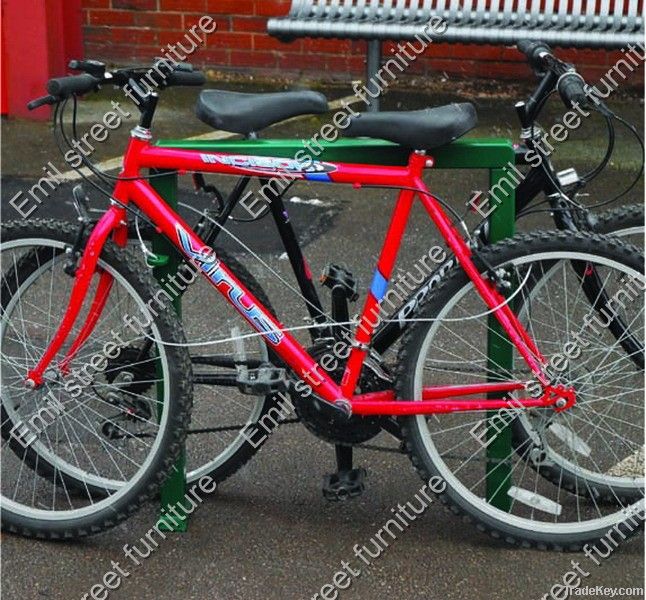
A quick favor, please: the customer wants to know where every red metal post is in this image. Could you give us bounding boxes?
[1,0,82,120]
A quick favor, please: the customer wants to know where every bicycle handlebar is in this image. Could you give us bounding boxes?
[26,95,59,111]
[516,40,594,112]
[557,72,588,108]
[164,70,206,87]
[28,59,206,110]
[47,74,101,97]
[517,40,553,72]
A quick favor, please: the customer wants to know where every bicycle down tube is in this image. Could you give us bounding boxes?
[26,135,573,416]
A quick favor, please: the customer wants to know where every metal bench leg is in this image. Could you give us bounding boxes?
[366,40,381,112]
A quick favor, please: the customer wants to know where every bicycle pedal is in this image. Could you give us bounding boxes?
[322,467,367,501]
[236,364,287,395]
[320,264,359,302]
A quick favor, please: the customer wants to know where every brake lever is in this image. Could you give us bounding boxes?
[172,62,193,72]
[68,59,106,78]
[27,95,58,111]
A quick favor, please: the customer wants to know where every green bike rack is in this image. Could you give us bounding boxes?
[150,169,189,532]
[151,137,516,529]
[428,139,517,512]
[485,165,515,512]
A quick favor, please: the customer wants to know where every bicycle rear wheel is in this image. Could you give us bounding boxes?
[512,204,645,500]
[1,220,192,539]
[397,231,644,549]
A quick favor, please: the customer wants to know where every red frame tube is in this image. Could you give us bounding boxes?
[27,207,125,386]
[58,269,113,374]
[25,134,573,415]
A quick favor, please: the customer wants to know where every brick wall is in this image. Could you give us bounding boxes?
[81,0,638,87]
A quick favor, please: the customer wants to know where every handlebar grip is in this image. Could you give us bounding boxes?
[165,70,206,87]
[517,40,552,71]
[47,74,100,97]
[557,73,588,108]
[153,58,193,73]
[27,95,58,110]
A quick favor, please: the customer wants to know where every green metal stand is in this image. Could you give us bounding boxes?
[432,142,517,512]
[150,170,189,532]
[485,168,515,512]
[149,137,517,529]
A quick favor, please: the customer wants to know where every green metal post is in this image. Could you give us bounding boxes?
[150,169,189,532]
[485,169,515,512]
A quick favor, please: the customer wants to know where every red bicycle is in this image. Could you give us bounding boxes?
[1,60,643,547]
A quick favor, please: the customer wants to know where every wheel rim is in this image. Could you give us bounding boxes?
[411,249,644,535]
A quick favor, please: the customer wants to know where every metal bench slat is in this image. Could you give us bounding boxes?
[338,0,354,19]
[625,0,639,30]
[500,0,516,26]
[419,0,435,22]
[267,0,645,46]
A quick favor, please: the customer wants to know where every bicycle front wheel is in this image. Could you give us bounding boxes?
[1,220,193,539]
[397,231,644,549]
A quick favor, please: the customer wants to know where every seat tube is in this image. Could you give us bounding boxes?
[341,188,415,397]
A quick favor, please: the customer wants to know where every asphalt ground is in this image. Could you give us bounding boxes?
[1,76,644,600]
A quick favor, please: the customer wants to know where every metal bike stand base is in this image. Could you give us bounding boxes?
[150,170,190,532]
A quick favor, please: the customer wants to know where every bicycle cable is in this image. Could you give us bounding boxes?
[178,200,336,325]
[227,181,296,223]
[581,110,645,209]
[178,187,476,333]
[580,112,615,183]
[355,183,472,241]
[68,94,181,182]
[523,102,642,216]
[137,257,535,348]
[55,96,171,232]
[55,99,120,205]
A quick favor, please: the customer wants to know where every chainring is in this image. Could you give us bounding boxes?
[290,340,391,445]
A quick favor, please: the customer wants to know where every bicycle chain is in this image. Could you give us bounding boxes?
[187,418,403,453]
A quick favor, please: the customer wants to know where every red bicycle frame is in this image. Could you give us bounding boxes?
[26,131,575,416]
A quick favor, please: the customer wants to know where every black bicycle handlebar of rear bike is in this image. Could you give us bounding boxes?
[556,72,588,108]
[516,40,593,115]
[164,70,206,87]
[517,40,553,72]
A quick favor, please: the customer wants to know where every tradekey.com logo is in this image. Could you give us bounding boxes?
[176,225,284,345]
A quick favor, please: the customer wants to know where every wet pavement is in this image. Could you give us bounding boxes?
[1,76,644,600]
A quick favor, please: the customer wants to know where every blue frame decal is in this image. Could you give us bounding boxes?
[370,269,388,302]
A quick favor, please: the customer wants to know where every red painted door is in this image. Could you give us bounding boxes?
[1,0,82,120]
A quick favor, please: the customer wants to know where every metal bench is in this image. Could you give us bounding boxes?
[267,0,645,110]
